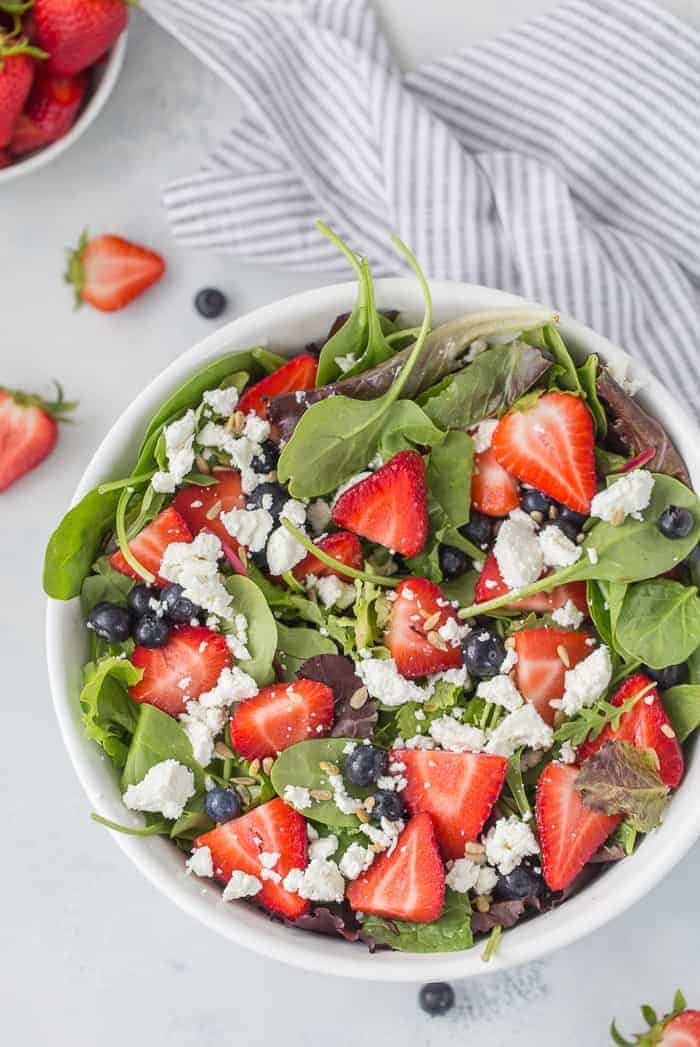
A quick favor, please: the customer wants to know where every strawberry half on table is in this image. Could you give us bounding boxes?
[238,354,318,419]
[34,0,130,77]
[230,679,335,760]
[109,505,192,585]
[0,383,76,492]
[386,577,463,677]
[474,551,588,617]
[9,70,86,156]
[64,231,166,312]
[130,624,230,717]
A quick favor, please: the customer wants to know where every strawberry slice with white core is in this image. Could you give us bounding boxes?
[394,749,507,859]
[130,625,230,717]
[196,798,309,919]
[386,577,463,678]
[662,1012,700,1046]
[229,679,335,760]
[331,450,428,558]
[470,447,520,517]
[346,813,445,922]
[173,469,244,549]
[109,505,192,586]
[474,551,588,616]
[536,761,621,891]
[238,354,318,418]
[292,531,363,582]
[513,627,594,726]
[492,391,596,513]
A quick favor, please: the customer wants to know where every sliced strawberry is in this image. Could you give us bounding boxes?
[662,1011,700,1046]
[386,577,463,678]
[474,552,588,616]
[513,627,594,726]
[394,749,507,859]
[65,232,166,312]
[9,70,87,157]
[492,391,596,513]
[196,798,309,919]
[230,679,335,760]
[109,506,192,586]
[578,672,684,788]
[332,450,428,558]
[536,761,621,891]
[470,447,520,517]
[346,813,444,923]
[130,625,230,717]
[238,354,318,418]
[0,385,75,491]
[292,531,363,582]
[173,469,244,549]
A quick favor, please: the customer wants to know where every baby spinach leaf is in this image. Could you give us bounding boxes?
[615,579,700,669]
[80,560,135,615]
[251,348,287,374]
[44,487,121,600]
[661,685,700,743]
[442,570,479,607]
[275,621,337,680]
[577,354,607,437]
[575,741,669,832]
[169,794,214,840]
[595,446,629,475]
[378,400,446,459]
[122,704,204,792]
[427,430,473,528]
[223,575,278,685]
[586,581,614,648]
[245,563,324,626]
[316,262,368,385]
[360,890,473,953]
[538,325,582,395]
[80,656,142,769]
[270,738,370,828]
[688,644,700,685]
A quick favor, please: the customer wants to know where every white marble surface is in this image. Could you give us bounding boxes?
[3,3,699,1044]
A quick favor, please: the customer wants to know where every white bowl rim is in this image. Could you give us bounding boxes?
[45,278,700,981]
[0,31,127,184]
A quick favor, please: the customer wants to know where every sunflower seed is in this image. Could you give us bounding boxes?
[427,630,448,651]
[319,761,339,775]
[349,687,368,709]
[423,611,441,632]
[205,500,222,520]
[262,757,275,776]
[310,789,332,802]
[195,455,211,474]
[556,644,571,667]
[248,758,261,777]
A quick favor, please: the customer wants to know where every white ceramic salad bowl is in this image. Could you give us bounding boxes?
[45,279,700,981]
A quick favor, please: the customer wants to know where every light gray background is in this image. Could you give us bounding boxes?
[2,3,699,1044]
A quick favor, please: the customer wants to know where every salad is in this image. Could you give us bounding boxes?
[44,226,700,955]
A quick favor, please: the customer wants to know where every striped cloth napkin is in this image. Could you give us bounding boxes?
[143,0,699,401]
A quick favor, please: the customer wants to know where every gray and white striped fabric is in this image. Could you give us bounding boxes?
[143,0,700,400]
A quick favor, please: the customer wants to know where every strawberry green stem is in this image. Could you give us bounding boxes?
[2,381,77,420]
[281,519,399,588]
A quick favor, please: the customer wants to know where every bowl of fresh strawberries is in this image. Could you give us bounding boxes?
[0,0,129,181]
[44,230,700,979]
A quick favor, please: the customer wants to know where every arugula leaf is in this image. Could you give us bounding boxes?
[427,430,473,528]
[80,656,142,769]
[614,579,700,670]
[275,621,337,679]
[353,580,392,650]
[122,704,204,792]
[270,738,370,828]
[222,575,278,685]
[575,741,669,832]
[360,889,473,953]
[661,684,700,743]
[554,683,653,747]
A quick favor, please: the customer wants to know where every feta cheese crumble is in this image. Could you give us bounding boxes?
[266,525,307,575]
[445,856,481,893]
[221,507,274,552]
[551,599,585,629]
[122,759,195,820]
[202,386,240,417]
[561,645,612,716]
[160,532,232,619]
[308,835,338,861]
[222,870,262,901]
[356,657,429,706]
[282,785,312,810]
[484,816,539,875]
[485,703,554,757]
[186,846,214,878]
[151,410,197,493]
[471,418,499,453]
[313,574,356,610]
[493,509,544,589]
[339,843,375,880]
[198,665,259,707]
[429,716,486,752]
[477,674,524,712]
[306,499,332,535]
[590,470,655,524]
[538,525,583,567]
[283,859,345,903]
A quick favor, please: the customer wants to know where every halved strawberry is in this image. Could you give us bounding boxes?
[109,506,192,586]
[394,749,507,859]
[196,797,309,919]
[65,231,166,312]
[470,447,520,517]
[386,577,463,677]
[536,761,621,891]
[474,552,588,616]
[662,1011,700,1046]
[173,469,244,549]
[346,813,444,922]
[332,450,428,558]
[513,627,593,726]
[230,679,335,760]
[492,391,596,513]
[578,673,684,788]
[0,384,75,492]
[130,625,230,717]
[238,354,318,418]
[292,531,363,582]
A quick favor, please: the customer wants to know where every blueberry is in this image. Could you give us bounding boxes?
[127,583,160,619]
[133,613,171,648]
[419,983,455,1016]
[459,512,492,548]
[658,505,694,539]
[253,439,279,475]
[205,787,241,822]
[494,863,545,902]
[87,602,131,643]
[345,745,387,787]
[161,583,202,624]
[438,544,470,580]
[559,505,588,530]
[463,629,505,679]
[194,287,227,319]
[246,481,288,520]
[642,662,687,689]
[371,789,406,823]
[520,488,552,517]
[551,516,581,542]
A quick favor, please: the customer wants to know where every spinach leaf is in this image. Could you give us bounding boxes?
[80,559,134,615]
[122,704,204,791]
[315,254,368,385]
[688,645,700,685]
[80,656,142,769]
[361,890,473,953]
[442,570,479,607]
[223,575,278,685]
[246,563,325,626]
[661,685,700,743]
[427,430,473,528]
[538,325,581,395]
[615,580,700,669]
[595,446,629,475]
[577,354,607,437]
[44,487,121,600]
[378,400,446,459]
[169,794,214,840]
[586,581,614,648]
[275,621,337,679]
[251,348,287,374]
[270,738,370,828]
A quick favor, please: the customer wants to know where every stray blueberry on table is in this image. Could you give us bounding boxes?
[458,512,492,548]
[133,613,171,648]
[161,582,202,624]
[642,662,687,689]
[495,863,545,902]
[345,745,387,787]
[371,789,406,823]
[419,982,455,1016]
[520,488,552,517]
[463,629,505,679]
[194,287,227,319]
[246,481,288,520]
[127,583,160,619]
[205,787,241,823]
[86,602,131,643]
[438,544,470,580]
[658,505,694,539]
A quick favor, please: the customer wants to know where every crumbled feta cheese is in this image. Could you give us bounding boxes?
[445,857,480,893]
[225,614,251,661]
[202,386,240,417]
[402,734,437,750]
[151,409,197,493]
[197,422,258,471]
[122,759,195,820]
[493,510,544,589]
[477,674,524,712]
[339,842,375,880]
[538,525,582,567]
[313,574,356,610]
[283,859,345,903]
[590,470,655,524]
[266,525,307,575]
[551,599,585,629]
[220,507,274,552]
[606,356,643,396]
[222,870,262,901]
[335,352,357,373]
[308,835,338,861]
[484,816,539,875]
[179,715,216,766]
[306,499,332,535]
[430,665,470,688]
[283,785,312,810]
[327,773,364,816]
[198,665,259,707]
[376,773,408,791]
[244,413,271,444]
[356,657,430,706]
[485,703,553,756]
[259,851,280,869]
[437,616,468,647]
[500,647,518,673]
[182,698,227,734]
[559,740,577,764]
[471,418,499,453]
[561,645,612,716]
[429,716,486,752]
[186,845,214,878]
[280,499,307,528]
[475,865,498,895]
[359,818,404,855]
[160,532,232,619]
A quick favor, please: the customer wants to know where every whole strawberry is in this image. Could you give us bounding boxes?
[0,34,43,147]
[65,231,166,312]
[10,69,86,156]
[611,990,700,1045]
[0,383,76,492]
[34,0,130,77]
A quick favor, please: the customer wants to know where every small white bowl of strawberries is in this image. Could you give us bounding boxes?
[0,0,129,181]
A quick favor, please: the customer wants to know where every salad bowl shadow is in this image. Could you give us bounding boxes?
[45,279,700,981]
